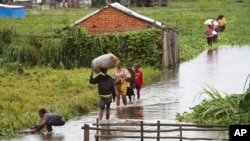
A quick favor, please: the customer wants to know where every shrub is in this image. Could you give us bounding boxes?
[60,27,163,69]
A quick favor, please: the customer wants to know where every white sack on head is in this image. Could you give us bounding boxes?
[91,53,119,73]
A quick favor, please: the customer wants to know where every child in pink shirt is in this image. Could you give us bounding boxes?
[204,25,214,46]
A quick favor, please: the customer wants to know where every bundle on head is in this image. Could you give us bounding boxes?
[91,53,119,73]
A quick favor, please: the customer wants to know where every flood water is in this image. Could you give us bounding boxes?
[3,46,250,141]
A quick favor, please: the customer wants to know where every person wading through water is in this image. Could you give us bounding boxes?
[125,63,135,103]
[134,63,144,99]
[113,61,128,106]
[89,68,116,120]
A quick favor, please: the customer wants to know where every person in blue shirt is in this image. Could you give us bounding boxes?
[31,108,65,133]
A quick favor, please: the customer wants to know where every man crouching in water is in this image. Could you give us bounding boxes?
[89,67,116,120]
[31,108,65,133]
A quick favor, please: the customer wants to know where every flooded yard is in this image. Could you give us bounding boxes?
[4,45,250,141]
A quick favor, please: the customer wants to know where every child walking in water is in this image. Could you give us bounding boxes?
[134,64,144,99]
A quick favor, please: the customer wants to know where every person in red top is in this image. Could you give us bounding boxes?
[204,25,214,46]
[134,64,144,99]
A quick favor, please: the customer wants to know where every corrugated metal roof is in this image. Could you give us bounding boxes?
[0,4,24,8]
[70,2,165,29]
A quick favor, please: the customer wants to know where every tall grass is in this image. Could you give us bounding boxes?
[0,67,98,137]
[199,85,238,118]
[176,85,245,125]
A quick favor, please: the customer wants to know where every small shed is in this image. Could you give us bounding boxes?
[71,2,165,34]
[0,4,25,18]
[70,2,179,68]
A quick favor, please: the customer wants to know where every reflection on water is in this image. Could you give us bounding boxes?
[99,125,113,141]
[8,132,65,141]
[161,67,179,83]
[206,49,218,64]
[3,46,250,141]
[116,106,144,119]
[39,133,64,141]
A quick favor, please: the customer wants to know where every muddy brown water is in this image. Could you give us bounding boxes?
[3,46,250,141]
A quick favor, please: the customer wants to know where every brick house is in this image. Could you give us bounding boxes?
[70,2,165,34]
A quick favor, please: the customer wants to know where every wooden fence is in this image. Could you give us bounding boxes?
[82,118,229,141]
[162,28,179,68]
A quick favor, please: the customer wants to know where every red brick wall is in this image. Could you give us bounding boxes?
[77,7,149,34]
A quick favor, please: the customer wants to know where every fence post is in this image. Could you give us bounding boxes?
[172,28,179,64]
[157,120,160,141]
[83,124,89,141]
[179,125,182,141]
[140,121,144,141]
[96,118,99,141]
[162,30,168,68]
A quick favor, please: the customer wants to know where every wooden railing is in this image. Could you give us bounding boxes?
[82,118,229,141]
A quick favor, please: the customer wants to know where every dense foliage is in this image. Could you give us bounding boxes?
[1,28,163,69]
[60,27,163,69]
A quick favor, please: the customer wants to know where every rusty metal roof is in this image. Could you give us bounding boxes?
[70,2,165,29]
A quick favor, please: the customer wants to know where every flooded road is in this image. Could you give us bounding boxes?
[4,46,250,141]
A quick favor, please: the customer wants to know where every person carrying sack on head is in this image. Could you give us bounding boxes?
[89,68,116,120]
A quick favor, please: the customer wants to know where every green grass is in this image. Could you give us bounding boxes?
[0,67,98,136]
